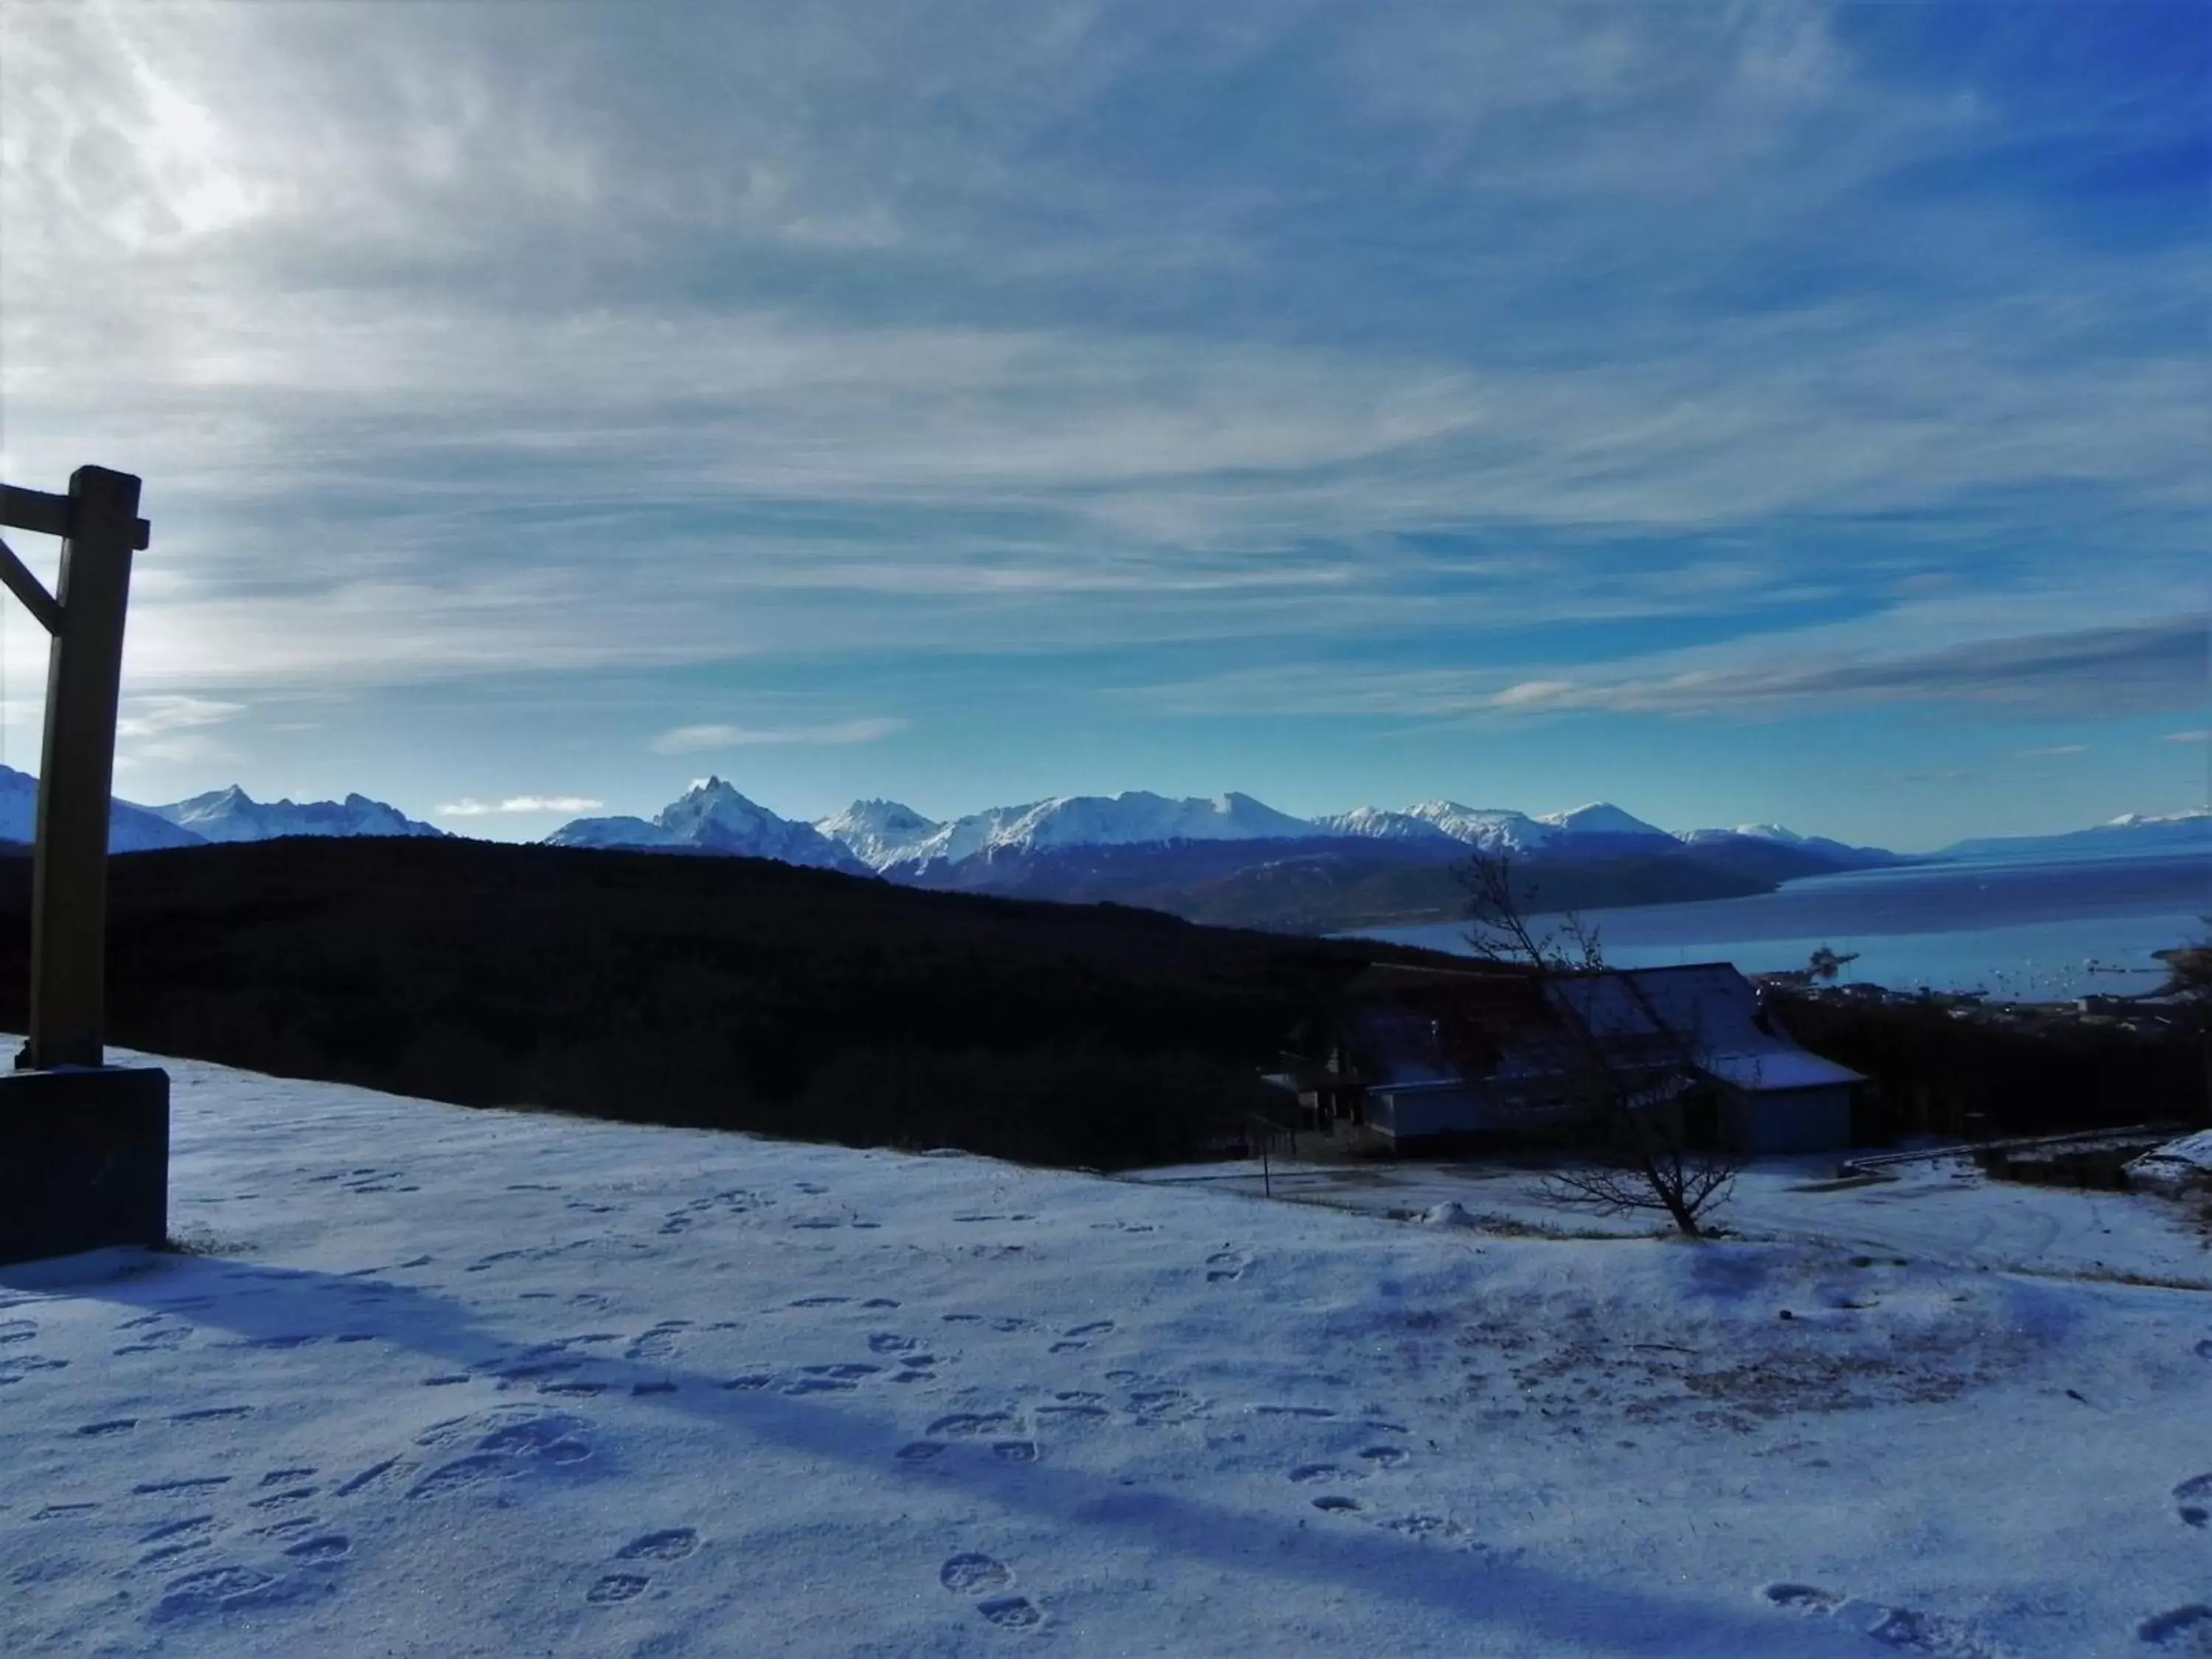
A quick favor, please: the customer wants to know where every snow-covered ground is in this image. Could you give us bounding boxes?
[1133,1152,2212,1289]
[5,1050,2211,1657]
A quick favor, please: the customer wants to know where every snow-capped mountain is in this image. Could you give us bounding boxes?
[549,777,869,873]
[1940,807,2211,863]
[0,763,206,852]
[834,790,1326,873]
[1320,800,1666,855]
[544,814,686,851]
[1534,802,1673,843]
[813,799,943,869]
[153,785,447,843]
[1307,805,1461,845]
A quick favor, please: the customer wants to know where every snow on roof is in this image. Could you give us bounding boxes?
[1546,964,1865,1092]
[1699,1049,1866,1093]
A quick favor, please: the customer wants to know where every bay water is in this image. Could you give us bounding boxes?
[1359,847,2208,1002]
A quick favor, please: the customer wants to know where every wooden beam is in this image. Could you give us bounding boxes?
[0,535,63,636]
[0,483,150,551]
[21,466,143,1070]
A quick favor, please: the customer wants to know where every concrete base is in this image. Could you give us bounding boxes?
[0,1066,170,1266]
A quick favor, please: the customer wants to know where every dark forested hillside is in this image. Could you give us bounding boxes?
[0,838,1454,1169]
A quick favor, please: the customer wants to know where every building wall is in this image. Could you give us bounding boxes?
[1722,1083,1854,1155]
[1370,1088,1593,1146]
[1369,1088,1485,1142]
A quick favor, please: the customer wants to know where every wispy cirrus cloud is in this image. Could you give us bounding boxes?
[115,695,244,738]
[2,3,2202,839]
[4,0,2203,699]
[1131,616,2208,726]
[435,794,604,817]
[648,717,905,756]
[2164,729,2211,746]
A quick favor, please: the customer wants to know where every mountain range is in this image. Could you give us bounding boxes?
[538,779,1914,931]
[153,784,449,844]
[0,768,445,853]
[0,761,2196,935]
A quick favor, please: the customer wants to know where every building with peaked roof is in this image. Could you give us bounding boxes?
[1273,960,1864,1155]
[1545,964,1865,1155]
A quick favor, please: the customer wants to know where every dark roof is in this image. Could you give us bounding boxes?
[1318,967,1568,1090]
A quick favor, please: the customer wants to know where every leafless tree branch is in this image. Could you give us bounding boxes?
[1461,848,1742,1237]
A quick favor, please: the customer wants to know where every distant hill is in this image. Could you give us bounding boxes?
[1939,808,2211,863]
[0,836,1458,1169]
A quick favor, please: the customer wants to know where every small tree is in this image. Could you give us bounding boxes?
[1461,849,1740,1237]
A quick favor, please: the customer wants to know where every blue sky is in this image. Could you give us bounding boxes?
[1,0,2204,852]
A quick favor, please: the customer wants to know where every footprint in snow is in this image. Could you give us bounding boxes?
[929,1413,1020,1439]
[1206,1251,1248,1283]
[941,1553,1012,1593]
[1050,1321,1115,1353]
[2138,1604,2212,1647]
[1383,1513,1467,1542]
[1311,1495,1362,1514]
[585,1572,651,1605]
[1359,1445,1411,1470]
[1756,1584,1995,1657]
[622,1321,690,1362]
[149,1564,288,1622]
[1125,1388,1205,1423]
[619,1528,699,1562]
[941,1554,1045,1631]
[2176,1474,2212,1528]
[1864,1604,1997,1655]
[979,1596,1045,1630]
[1289,1464,1347,1484]
[1761,1583,1847,1615]
[406,1408,592,1499]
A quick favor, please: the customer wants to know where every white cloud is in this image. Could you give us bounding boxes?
[649,718,905,755]
[2020,745,2088,758]
[115,694,244,738]
[0,1,2199,713]
[1132,613,2208,726]
[2163,729,2211,746]
[436,795,604,817]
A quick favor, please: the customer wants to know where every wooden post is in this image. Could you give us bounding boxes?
[18,466,142,1069]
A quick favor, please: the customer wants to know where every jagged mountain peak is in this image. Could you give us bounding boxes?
[151,783,444,844]
[550,779,869,873]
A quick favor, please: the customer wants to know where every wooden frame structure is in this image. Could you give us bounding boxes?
[0,465,150,1068]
